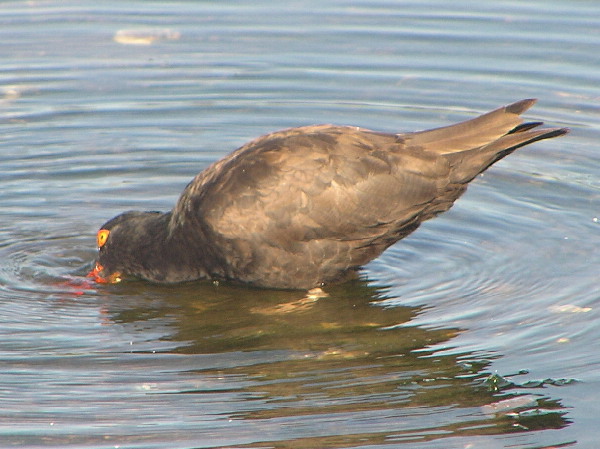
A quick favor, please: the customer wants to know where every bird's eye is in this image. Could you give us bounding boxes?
[97,229,110,248]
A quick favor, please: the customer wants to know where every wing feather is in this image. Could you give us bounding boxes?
[179,126,446,250]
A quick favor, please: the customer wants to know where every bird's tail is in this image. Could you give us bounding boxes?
[407,99,569,183]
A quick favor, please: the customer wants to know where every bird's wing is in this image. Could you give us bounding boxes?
[170,125,450,251]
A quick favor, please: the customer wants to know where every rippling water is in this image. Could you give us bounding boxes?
[1,1,599,448]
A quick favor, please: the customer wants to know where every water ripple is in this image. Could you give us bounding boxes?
[0,1,597,447]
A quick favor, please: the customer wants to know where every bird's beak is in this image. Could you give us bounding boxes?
[87,263,122,284]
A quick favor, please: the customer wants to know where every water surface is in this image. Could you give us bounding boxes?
[1,1,599,448]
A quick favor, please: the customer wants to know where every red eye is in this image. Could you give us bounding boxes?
[97,229,110,248]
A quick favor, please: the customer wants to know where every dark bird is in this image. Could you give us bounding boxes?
[88,99,568,289]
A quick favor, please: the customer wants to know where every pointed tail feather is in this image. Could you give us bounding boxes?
[446,126,569,183]
[407,99,539,153]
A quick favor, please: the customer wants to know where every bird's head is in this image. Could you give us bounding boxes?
[88,211,163,284]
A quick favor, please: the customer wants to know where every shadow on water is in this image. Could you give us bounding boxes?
[99,278,572,448]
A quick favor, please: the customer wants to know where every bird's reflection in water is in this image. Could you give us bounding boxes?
[101,278,571,446]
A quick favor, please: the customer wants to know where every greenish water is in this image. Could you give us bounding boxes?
[1,1,598,448]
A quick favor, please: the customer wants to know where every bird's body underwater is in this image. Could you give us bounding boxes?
[89,99,568,289]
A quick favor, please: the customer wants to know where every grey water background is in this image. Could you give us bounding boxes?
[0,1,599,448]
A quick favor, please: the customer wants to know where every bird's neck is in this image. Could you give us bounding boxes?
[133,211,226,283]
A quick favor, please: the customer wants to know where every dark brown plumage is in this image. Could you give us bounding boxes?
[88,99,568,289]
